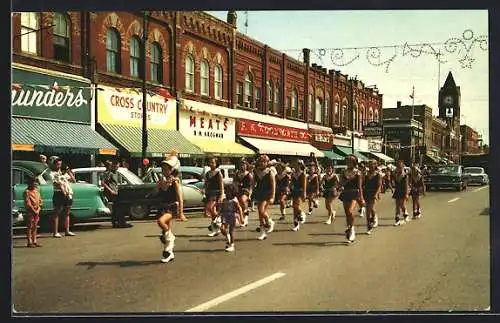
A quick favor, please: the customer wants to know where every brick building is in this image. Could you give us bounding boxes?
[460,124,482,155]
[11,10,384,165]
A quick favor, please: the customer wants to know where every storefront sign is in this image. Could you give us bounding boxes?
[12,65,91,123]
[97,85,176,129]
[179,109,236,141]
[238,119,309,143]
[308,128,333,150]
[333,137,351,148]
[363,121,383,137]
[368,139,383,152]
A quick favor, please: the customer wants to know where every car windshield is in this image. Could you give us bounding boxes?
[431,166,460,174]
[119,168,144,184]
[40,167,55,184]
[464,168,483,174]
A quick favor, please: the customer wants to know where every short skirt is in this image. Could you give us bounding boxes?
[205,189,222,202]
[157,202,178,217]
[339,189,359,203]
[323,188,337,199]
[253,189,273,203]
[363,189,378,202]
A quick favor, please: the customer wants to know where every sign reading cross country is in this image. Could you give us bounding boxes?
[97,85,176,130]
[363,121,383,137]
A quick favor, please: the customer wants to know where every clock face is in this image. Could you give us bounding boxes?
[444,95,454,105]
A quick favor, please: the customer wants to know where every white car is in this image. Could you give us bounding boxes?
[463,167,489,186]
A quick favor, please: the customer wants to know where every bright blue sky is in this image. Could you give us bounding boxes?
[207,10,489,144]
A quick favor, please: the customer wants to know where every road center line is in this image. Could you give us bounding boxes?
[448,197,460,203]
[473,186,488,193]
[185,272,286,312]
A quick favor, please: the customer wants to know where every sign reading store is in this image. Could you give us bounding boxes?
[12,64,92,123]
[179,109,236,142]
[238,119,310,143]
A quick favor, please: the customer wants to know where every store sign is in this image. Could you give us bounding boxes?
[368,139,382,152]
[179,109,236,141]
[97,85,176,130]
[363,121,383,137]
[12,66,91,123]
[387,140,401,149]
[238,119,309,143]
[308,128,333,150]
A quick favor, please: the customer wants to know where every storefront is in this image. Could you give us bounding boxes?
[96,85,203,164]
[238,119,324,158]
[178,106,254,157]
[333,132,368,162]
[11,63,117,166]
[308,124,343,161]
[361,139,395,164]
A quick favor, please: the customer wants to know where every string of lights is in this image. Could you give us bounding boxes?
[281,29,488,73]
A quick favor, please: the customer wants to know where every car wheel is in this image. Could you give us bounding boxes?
[129,204,150,220]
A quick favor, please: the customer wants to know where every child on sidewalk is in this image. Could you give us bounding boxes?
[24,176,43,248]
[219,185,243,252]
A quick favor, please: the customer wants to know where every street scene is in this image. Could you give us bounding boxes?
[11,9,489,314]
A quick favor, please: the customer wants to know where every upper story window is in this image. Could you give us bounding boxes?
[244,72,253,109]
[368,107,374,121]
[20,12,39,55]
[274,83,280,114]
[236,81,243,106]
[214,65,223,99]
[374,109,379,122]
[129,36,142,78]
[106,28,121,73]
[325,96,330,126]
[334,102,339,125]
[359,109,364,131]
[150,42,163,83]
[267,80,274,114]
[315,97,322,123]
[255,87,262,110]
[291,89,298,118]
[308,92,313,121]
[342,104,347,127]
[200,60,209,96]
[185,55,194,92]
[53,13,71,62]
[353,104,358,131]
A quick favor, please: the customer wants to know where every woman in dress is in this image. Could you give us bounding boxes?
[409,164,426,219]
[392,159,410,226]
[253,155,276,240]
[363,160,383,234]
[219,184,243,252]
[289,159,307,231]
[276,163,292,221]
[338,154,364,243]
[306,163,320,218]
[321,161,340,225]
[204,156,225,237]
[233,158,253,227]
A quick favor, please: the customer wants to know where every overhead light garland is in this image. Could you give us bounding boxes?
[285,29,487,73]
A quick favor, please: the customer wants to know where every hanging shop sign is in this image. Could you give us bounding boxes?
[238,119,310,143]
[12,65,92,123]
[178,109,236,141]
[368,139,383,152]
[97,85,176,129]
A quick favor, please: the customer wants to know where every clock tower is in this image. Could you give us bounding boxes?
[438,71,461,162]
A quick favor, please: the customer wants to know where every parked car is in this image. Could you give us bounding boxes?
[142,165,234,193]
[72,167,204,220]
[463,167,489,186]
[424,164,468,191]
[12,161,111,227]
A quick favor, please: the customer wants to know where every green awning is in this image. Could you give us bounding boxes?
[334,146,369,161]
[99,123,204,158]
[320,150,344,160]
[12,117,117,155]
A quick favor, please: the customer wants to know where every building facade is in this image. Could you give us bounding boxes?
[460,124,482,155]
[12,10,384,166]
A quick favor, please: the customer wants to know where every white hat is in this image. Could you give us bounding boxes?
[161,156,180,170]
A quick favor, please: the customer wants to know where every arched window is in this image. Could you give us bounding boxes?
[53,13,71,62]
[244,72,253,108]
[214,65,223,99]
[353,104,358,132]
[342,104,347,127]
[21,12,39,54]
[184,55,194,92]
[368,107,374,121]
[334,102,339,125]
[374,109,379,122]
[150,42,163,83]
[325,96,330,126]
[291,89,298,117]
[315,97,322,123]
[308,88,313,121]
[359,109,364,131]
[200,60,209,96]
[274,83,280,114]
[106,28,121,73]
[129,36,142,78]
[267,80,274,113]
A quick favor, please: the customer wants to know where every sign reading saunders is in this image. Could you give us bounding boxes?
[363,121,383,137]
[12,65,92,123]
[97,85,176,130]
[179,109,236,142]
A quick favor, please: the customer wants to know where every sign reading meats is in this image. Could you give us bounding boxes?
[238,119,309,143]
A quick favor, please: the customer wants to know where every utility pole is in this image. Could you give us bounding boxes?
[141,11,149,175]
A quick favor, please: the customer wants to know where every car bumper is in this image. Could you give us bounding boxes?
[468,178,488,184]
[425,182,462,187]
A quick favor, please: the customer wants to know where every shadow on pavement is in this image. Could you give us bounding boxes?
[308,232,347,237]
[188,237,260,243]
[12,224,108,238]
[76,260,160,269]
[272,241,348,247]
[173,248,226,253]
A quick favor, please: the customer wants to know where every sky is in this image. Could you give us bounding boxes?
[207,10,489,144]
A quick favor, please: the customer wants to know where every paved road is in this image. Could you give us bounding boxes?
[12,185,490,313]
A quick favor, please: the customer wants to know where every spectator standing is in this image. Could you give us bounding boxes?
[49,156,76,238]
[102,159,133,228]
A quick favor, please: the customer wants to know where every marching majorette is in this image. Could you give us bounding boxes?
[392,160,410,226]
[321,161,340,225]
[306,163,321,218]
[233,158,253,227]
[276,163,292,221]
[204,156,225,237]
[362,160,383,234]
[289,158,307,231]
[253,155,276,240]
[338,155,364,243]
[409,164,426,219]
